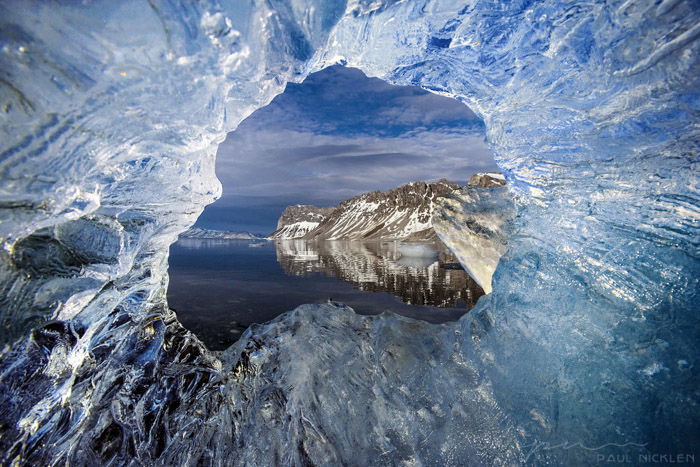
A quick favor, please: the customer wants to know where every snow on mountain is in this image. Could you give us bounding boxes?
[269,205,335,239]
[303,180,459,240]
[180,227,264,240]
[269,221,322,239]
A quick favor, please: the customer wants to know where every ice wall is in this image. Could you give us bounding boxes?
[1,0,698,464]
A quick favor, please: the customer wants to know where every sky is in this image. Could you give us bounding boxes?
[196,66,497,234]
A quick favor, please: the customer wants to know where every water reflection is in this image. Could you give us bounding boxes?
[175,237,268,249]
[168,238,484,350]
[275,240,484,309]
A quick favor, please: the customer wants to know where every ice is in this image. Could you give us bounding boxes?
[0,0,699,464]
[432,186,516,293]
[396,242,439,268]
[396,242,439,258]
[395,255,438,269]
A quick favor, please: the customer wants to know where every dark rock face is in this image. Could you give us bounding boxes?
[467,172,506,188]
[304,180,459,240]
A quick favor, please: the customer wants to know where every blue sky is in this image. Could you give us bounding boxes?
[196,66,497,234]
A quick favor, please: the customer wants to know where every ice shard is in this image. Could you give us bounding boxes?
[432,186,516,293]
[0,0,698,465]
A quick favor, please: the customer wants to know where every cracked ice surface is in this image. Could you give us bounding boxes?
[0,0,698,464]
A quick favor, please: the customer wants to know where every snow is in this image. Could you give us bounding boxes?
[269,221,320,239]
[0,1,698,465]
[319,198,436,240]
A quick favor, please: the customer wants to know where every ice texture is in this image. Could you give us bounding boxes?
[1,0,699,465]
[432,186,516,293]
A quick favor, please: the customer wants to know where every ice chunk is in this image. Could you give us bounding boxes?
[217,303,522,465]
[396,255,438,269]
[396,242,439,258]
[0,0,698,465]
[432,186,516,294]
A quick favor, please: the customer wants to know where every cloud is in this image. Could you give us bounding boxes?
[313,152,426,168]
[215,127,495,203]
[237,65,483,137]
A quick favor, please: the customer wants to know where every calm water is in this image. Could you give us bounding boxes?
[167,238,483,350]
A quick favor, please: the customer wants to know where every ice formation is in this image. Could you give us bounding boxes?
[396,242,439,258]
[0,0,698,465]
[432,186,516,293]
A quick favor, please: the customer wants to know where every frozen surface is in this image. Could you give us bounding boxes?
[0,0,699,465]
[433,186,516,293]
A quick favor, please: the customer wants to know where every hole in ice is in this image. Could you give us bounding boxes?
[167,66,502,350]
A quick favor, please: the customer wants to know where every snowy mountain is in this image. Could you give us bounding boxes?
[180,227,264,240]
[268,205,335,239]
[303,180,459,240]
[269,221,321,239]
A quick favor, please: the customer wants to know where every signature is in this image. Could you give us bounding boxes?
[521,440,648,463]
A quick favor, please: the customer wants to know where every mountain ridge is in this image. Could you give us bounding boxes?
[181,227,265,240]
[268,205,335,239]
[270,179,461,240]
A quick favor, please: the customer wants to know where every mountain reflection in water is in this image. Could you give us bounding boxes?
[168,238,484,350]
[275,240,484,309]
